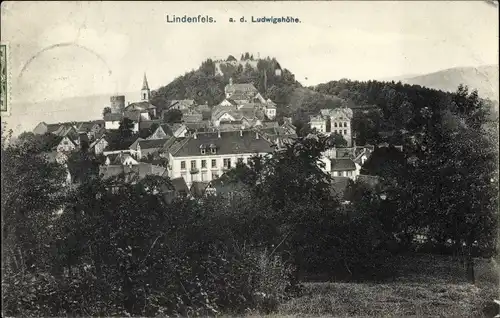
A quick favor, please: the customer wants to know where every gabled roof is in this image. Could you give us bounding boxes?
[76,120,105,132]
[331,158,356,171]
[138,138,170,150]
[190,181,210,197]
[125,101,156,111]
[169,130,274,157]
[107,153,138,165]
[170,177,189,193]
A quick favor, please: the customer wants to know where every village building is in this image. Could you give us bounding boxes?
[74,120,105,141]
[104,74,157,131]
[129,138,171,160]
[164,130,274,188]
[99,163,166,186]
[309,108,354,146]
[147,123,188,140]
[89,135,109,155]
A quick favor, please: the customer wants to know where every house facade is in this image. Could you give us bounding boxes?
[310,108,354,146]
[165,130,274,187]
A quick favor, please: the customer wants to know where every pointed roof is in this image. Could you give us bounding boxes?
[142,73,150,90]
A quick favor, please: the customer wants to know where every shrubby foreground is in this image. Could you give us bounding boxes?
[1,85,499,316]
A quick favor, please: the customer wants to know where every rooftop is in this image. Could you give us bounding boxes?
[169,130,275,157]
[331,158,357,171]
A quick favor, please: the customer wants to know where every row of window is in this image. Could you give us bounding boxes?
[334,130,349,135]
[333,122,348,128]
[181,171,220,182]
[333,171,354,177]
[180,158,246,170]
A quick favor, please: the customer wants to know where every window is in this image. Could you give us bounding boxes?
[191,160,196,169]
[334,122,338,128]
[211,159,217,168]
[344,130,347,135]
[344,122,348,127]
[201,148,206,155]
[339,130,343,135]
[201,160,207,169]
[223,158,231,169]
[181,161,186,170]
[238,158,244,164]
[211,147,217,154]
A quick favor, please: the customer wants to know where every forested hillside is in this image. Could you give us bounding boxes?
[313,79,499,145]
[150,54,346,120]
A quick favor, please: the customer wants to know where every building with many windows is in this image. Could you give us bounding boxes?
[164,130,274,187]
[309,107,354,146]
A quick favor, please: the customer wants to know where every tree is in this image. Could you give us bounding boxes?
[2,128,67,274]
[102,107,112,117]
[327,132,348,148]
[163,109,183,123]
[118,118,135,139]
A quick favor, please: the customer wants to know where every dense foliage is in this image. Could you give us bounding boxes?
[1,79,498,316]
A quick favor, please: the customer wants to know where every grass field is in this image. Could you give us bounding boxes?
[249,254,499,318]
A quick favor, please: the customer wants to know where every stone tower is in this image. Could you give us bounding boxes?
[141,73,150,102]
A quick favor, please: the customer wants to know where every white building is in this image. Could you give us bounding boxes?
[309,108,354,146]
[165,130,274,188]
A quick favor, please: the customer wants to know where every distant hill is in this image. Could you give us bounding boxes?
[393,65,499,102]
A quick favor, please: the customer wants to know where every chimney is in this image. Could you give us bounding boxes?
[239,130,243,137]
[217,130,221,138]
[256,132,259,139]
[193,132,197,139]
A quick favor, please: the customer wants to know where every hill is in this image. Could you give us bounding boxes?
[396,65,499,102]
[151,54,349,123]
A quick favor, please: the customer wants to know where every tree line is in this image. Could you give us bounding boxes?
[1,84,498,316]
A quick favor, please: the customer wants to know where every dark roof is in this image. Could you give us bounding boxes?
[104,113,123,121]
[169,100,195,109]
[228,92,252,101]
[77,120,105,132]
[170,177,189,193]
[190,181,210,197]
[139,120,162,130]
[138,139,169,150]
[331,158,356,171]
[46,123,63,133]
[99,163,165,183]
[169,130,274,157]
[125,101,156,111]
[227,83,258,93]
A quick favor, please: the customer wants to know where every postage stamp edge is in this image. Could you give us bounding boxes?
[1,41,11,117]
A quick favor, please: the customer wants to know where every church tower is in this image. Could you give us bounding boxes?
[141,73,150,102]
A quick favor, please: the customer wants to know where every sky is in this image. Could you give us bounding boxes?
[1,0,498,105]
